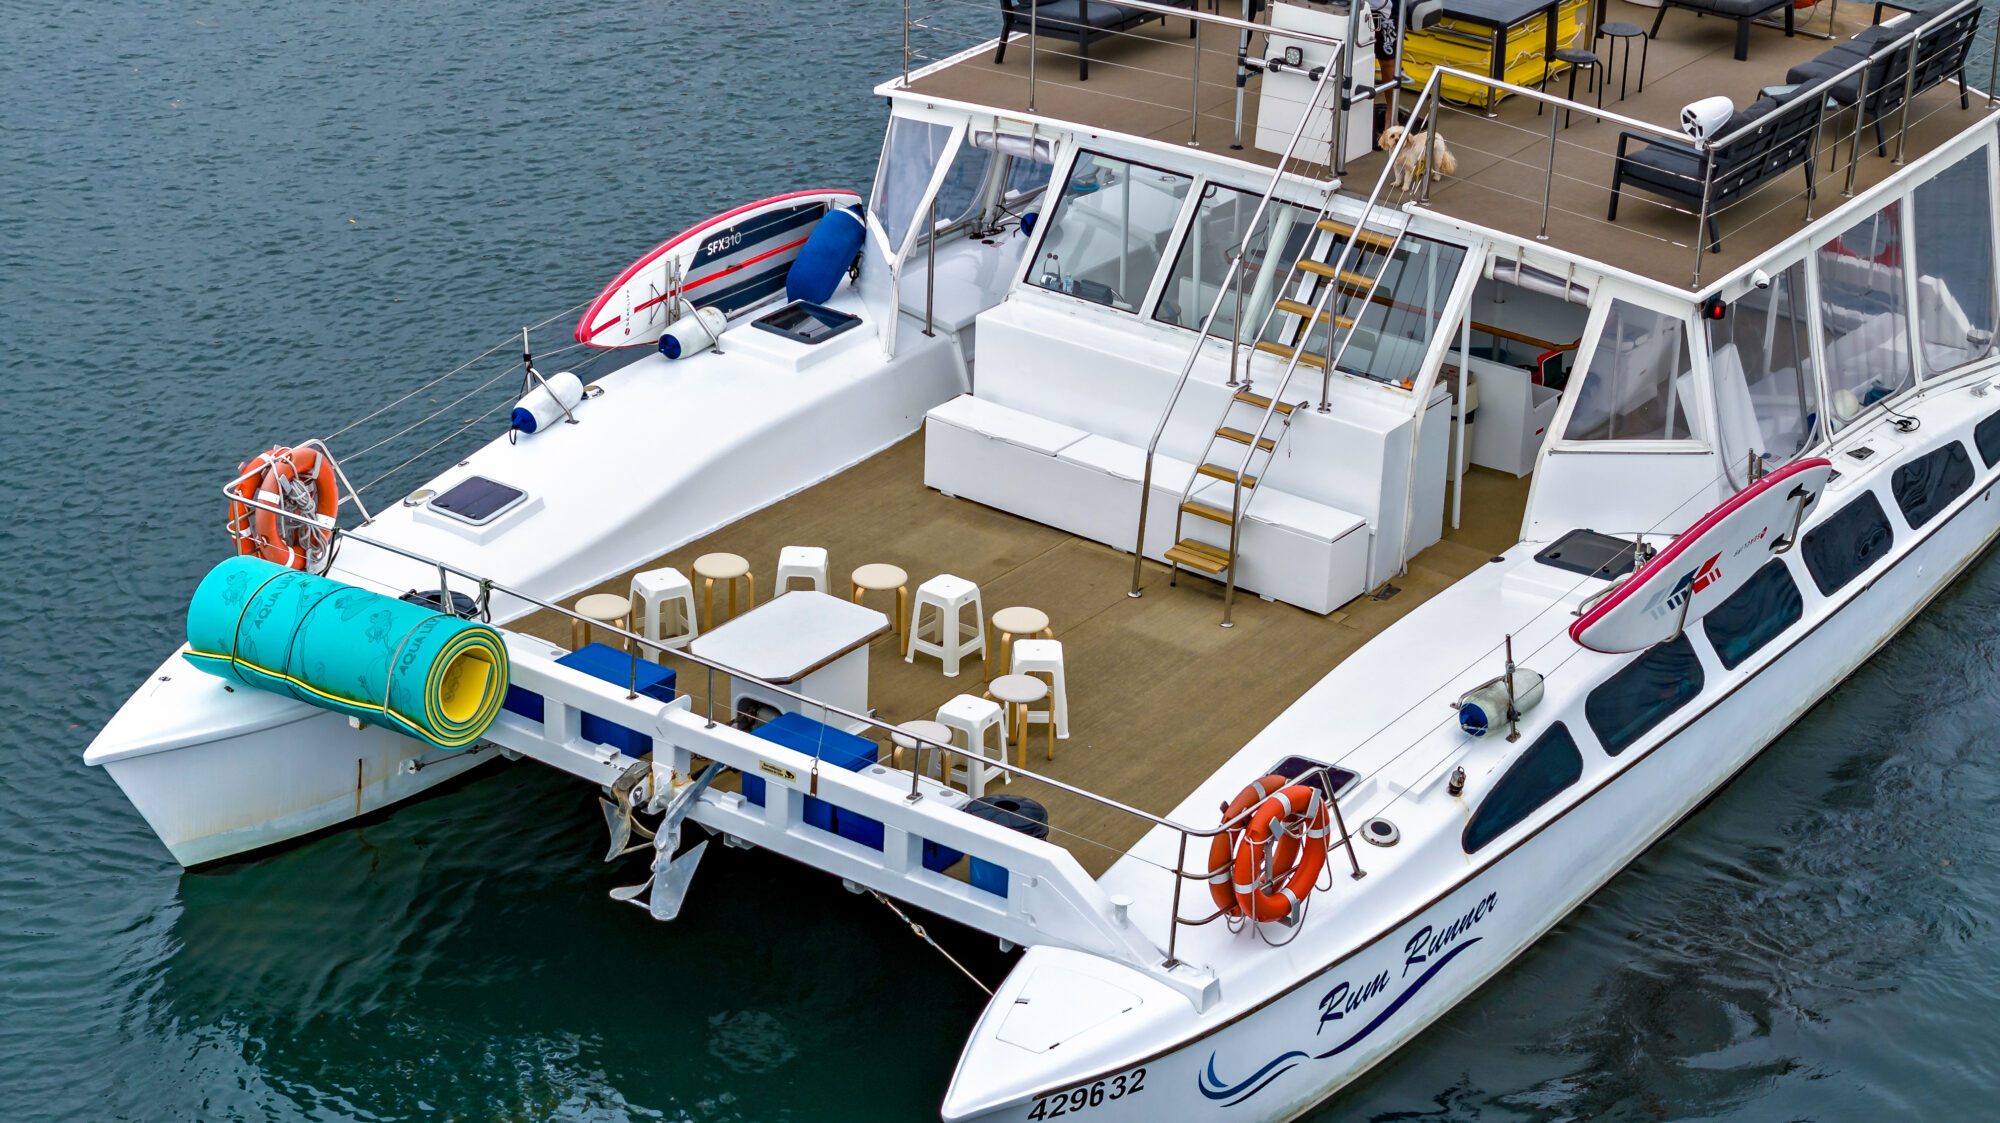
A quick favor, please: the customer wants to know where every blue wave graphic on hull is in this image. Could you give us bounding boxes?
[1197,938,1483,1107]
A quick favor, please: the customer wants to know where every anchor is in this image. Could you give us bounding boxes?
[599,759,657,861]
[608,762,720,921]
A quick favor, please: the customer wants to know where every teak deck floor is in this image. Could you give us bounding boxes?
[516,433,1529,877]
[907,1,1993,288]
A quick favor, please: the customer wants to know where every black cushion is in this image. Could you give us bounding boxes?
[1691,0,1787,17]
[1619,139,1704,199]
[1032,0,1149,29]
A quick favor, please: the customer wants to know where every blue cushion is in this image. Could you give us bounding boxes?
[744,713,883,848]
[786,206,865,304]
[555,643,677,757]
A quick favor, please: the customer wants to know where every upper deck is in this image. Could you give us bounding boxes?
[897,0,1996,289]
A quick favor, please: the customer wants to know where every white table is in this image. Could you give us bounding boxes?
[689,591,890,731]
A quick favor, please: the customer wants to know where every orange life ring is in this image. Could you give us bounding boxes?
[227,444,339,570]
[1209,774,1291,917]
[1230,784,1330,923]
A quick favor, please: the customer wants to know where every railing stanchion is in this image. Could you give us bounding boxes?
[901,0,911,88]
[1190,22,1202,146]
[1327,791,1365,880]
[1988,25,1998,108]
[1692,160,1714,288]
[1538,99,1557,240]
[1227,247,1246,388]
[923,198,937,337]
[1028,2,1039,112]
[705,666,717,728]
[1164,831,1189,968]
[1844,73,1868,197]
[1419,105,1439,204]
[1896,33,1927,166]
[1806,91,1828,221]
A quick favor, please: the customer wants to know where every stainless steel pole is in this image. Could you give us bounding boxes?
[1029,2,1040,112]
[923,199,937,337]
[1692,162,1714,288]
[1191,22,1202,145]
[902,0,911,87]
[1538,99,1557,240]
[1893,33,1921,166]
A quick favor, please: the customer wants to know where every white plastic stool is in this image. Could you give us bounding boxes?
[907,574,985,677]
[1010,638,1070,741]
[630,566,697,660]
[937,693,1008,798]
[776,546,829,595]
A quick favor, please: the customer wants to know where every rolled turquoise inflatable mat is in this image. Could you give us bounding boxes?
[183,556,510,749]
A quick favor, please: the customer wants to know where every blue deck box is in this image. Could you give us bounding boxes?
[746,712,883,849]
[509,643,677,758]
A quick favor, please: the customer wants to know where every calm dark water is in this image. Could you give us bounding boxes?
[5,2,2000,1119]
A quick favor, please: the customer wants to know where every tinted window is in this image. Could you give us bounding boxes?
[1892,442,1974,528]
[1463,723,1584,853]
[1701,559,1804,670]
[1976,409,2000,467]
[1585,635,1704,756]
[1801,491,1894,594]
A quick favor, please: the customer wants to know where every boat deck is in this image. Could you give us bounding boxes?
[905,0,1994,288]
[514,433,1528,876]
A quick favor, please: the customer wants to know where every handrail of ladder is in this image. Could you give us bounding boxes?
[1206,72,1444,597]
[1126,56,1349,598]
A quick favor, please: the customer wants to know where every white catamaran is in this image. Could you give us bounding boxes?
[88,0,2000,1117]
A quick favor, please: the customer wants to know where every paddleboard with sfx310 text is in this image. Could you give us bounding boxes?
[575,189,862,348]
[1570,457,1833,654]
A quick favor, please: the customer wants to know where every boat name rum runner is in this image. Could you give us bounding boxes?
[1318,891,1497,1033]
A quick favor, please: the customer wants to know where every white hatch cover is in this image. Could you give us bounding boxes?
[994,966,1144,1053]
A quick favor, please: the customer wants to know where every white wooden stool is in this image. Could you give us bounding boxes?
[572,592,631,651]
[629,567,697,660]
[988,605,1052,680]
[693,552,754,631]
[988,673,1052,764]
[1010,638,1070,741]
[776,545,829,595]
[889,718,952,778]
[937,693,1007,798]
[907,573,985,677]
[851,563,910,654]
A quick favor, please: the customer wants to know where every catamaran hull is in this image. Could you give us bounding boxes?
[949,476,2000,1122]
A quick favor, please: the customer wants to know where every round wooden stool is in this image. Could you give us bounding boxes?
[572,592,631,650]
[693,552,754,631]
[988,673,1052,763]
[988,605,1052,680]
[851,563,910,653]
[890,718,953,777]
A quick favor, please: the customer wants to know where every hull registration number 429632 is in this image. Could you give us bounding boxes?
[1026,1067,1146,1119]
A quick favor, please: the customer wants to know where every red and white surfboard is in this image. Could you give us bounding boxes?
[575,189,861,348]
[1569,457,1833,654]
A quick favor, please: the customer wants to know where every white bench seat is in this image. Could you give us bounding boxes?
[924,395,1374,614]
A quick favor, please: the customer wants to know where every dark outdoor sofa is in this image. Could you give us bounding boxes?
[1607,91,1821,252]
[996,0,1199,80]
[1783,0,1980,156]
[1648,0,1795,63]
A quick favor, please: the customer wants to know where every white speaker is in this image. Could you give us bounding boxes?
[1680,96,1734,142]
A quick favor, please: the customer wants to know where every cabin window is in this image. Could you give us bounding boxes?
[929,141,996,232]
[1564,301,1695,442]
[1801,491,1894,594]
[1701,558,1803,670]
[1891,442,1974,529]
[1003,151,1056,204]
[1707,260,1817,487]
[1339,235,1470,387]
[1584,634,1704,756]
[872,118,955,255]
[1463,723,1583,853]
[1816,204,1914,427]
[1975,409,2000,467]
[1153,184,1316,344]
[1030,151,1193,313]
[1912,150,1998,375]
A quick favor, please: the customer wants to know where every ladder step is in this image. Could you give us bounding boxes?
[1253,339,1327,370]
[1315,218,1398,251]
[1165,539,1233,574]
[1294,260,1377,290]
[1180,499,1236,526]
[1215,426,1276,452]
[1233,389,1298,416]
[1197,462,1258,488]
[1274,298,1356,330]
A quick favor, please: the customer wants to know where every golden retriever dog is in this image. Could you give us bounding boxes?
[1377,124,1457,195]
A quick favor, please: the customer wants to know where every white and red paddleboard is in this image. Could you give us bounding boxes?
[1570,457,1833,654]
[575,189,862,348]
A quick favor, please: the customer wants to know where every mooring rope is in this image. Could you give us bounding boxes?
[869,890,994,995]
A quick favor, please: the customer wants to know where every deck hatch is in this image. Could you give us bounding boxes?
[1268,755,1358,802]
[1533,530,1642,579]
[428,477,527,525]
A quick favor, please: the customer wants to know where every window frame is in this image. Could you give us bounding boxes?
[1462,722,1585,854]
[1907,142,2000,379]
[1548,292,1714,453]
[1014,145,1203,318]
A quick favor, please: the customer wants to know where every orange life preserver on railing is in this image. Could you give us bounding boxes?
[1231,783,1331,923]
[227,444,340,571]
[1208,773,1289,917]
